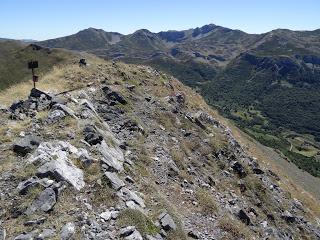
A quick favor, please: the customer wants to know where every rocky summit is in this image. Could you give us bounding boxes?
[0,58,319,240]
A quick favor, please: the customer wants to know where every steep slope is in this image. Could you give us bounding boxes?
[37,25,320,177]
[0,41,78,91]
[0,58,319,239]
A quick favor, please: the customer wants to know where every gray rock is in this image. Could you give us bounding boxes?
[104,172,125,190]
[117,187,145,208]
[119,226,136,238]
[120,227,134,237]
[83,125,103,146]
[37,157,85,191]
[125,176,135,183]
[168,160,180,176]
[238,209,251,225]
[25,188,56,215]
[24,217,46,226]
[14,232,35,240]
[126,85,136,91]
[80,99,99,116]
[0,226,5,240]
[125,230,143,240]
[98,140,124,172]
[281,211,296,223]
[159,213,176,231]
[52,103,77,119]
[99,211,112,221]
[60,222,75,240]
[30,88,52,100]
[126,200,142,211]
[37,228,56,239]
[187,230,200,239]
[47,109,66,124]
[17,176,40,195]
[13,135,41,156]
[103,88,127,105]
[232,161,246,178]
[146,234,164,240]
[77,148,93,167]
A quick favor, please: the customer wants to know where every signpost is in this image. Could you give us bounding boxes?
[28,61,38,89]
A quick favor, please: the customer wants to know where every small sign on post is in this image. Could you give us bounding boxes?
[28,60,39,89]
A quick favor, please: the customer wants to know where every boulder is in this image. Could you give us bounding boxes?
[159,213,177,231]
[168,160,180,177]
[120,226,143,240]
[100,211,112,221]
[238,209,251,225]
[281,211,296,223]
[37,156,85,191]
[13,136,41,156]
[17,176,40,195]
[187,230,200,239]
[104,172,125,190]
[38,228,56,239]
[24,217,46,226]
[28,141,78,165]
[126,200,143,210]
[126,85,136,91]
[14,232,35,240]
[98,140,124,172]
[25,188,56,215]
[30,88,52,100]
[232,162,246,178]
[117,187,145,208]
[107,91,127,105]
[77,148,93,167]
[60,222,76,240]
[253,168,264,175]
[83,125,103,145]
[146,234,164,240]
[125,230,143,240]
[46,109,66,124]
[52,104,77,119]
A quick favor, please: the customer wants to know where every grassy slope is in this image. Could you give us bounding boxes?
[0,41,77,91]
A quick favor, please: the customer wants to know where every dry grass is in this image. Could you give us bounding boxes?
[218,215,253,239]
[117,209,159,236]
[0,119,32,144]
[196,188,218,215]
[0,55,105,107]
[170,148,186,170]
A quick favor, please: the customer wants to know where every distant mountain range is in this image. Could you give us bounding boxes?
[8,24,320,176]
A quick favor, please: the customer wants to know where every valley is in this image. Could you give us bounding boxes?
[37,25,320,177]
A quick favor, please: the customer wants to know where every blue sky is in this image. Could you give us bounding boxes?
[1,0,319,40]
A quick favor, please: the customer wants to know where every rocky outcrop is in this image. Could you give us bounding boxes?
[25,188,56,215]
[159,213,177,231]
[2,62,319,240]
[13,135,41,156]
[60,222,76,240]
[104,172,125,190]
[98,140,124,172]
[28,141,85,190]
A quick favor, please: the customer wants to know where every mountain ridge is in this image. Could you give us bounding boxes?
[0,57,319,239]
[9,23,320,177]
